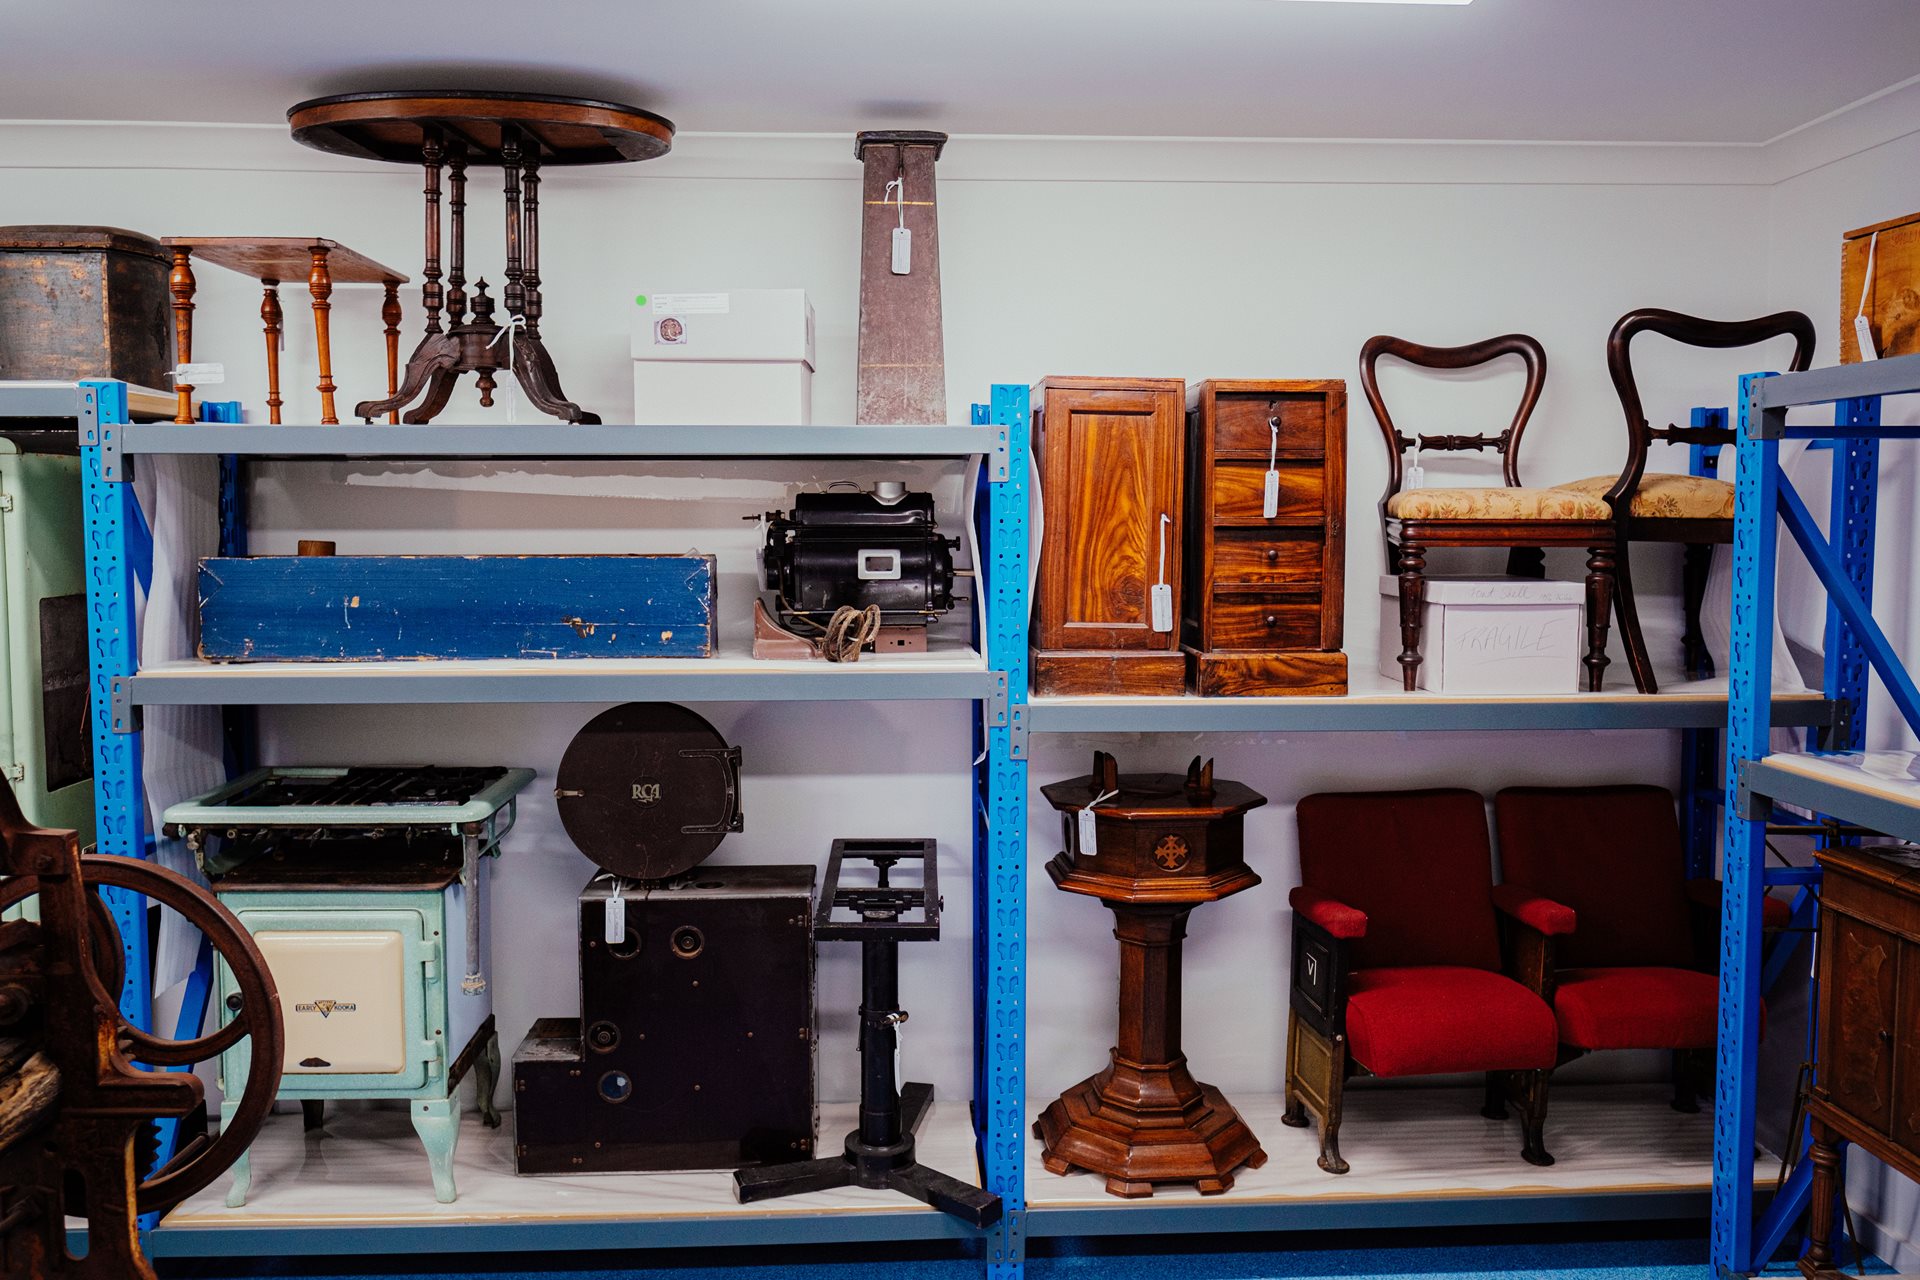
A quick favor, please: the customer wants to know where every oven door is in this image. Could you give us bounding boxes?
[217,906,441,1096]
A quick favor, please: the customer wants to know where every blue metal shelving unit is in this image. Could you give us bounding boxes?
[70,379,1034,1270]
[1716,352,1920,1277]
[50,363,1880,1277]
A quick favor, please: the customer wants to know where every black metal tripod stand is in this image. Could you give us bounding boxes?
[732,839,1002,1227]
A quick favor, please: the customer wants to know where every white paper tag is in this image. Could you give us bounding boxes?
[604,886,625,945]
[1263,469,1281,519]
[891,225,912,275]
[1855,314,1880,361]
[650,292,730,315]
[174,362,225,385]
[1077,807,1099,856]
[1406,463,1426,489]
[1150,581,1173,632]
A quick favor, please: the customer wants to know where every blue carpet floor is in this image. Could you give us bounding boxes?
[150,1223,1893,1279]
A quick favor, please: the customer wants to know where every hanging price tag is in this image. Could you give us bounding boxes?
[1150,512,1174,632]
[604,883,625,945]
[1263,420,1281,518]
[891,225,912,275]
[1855,230,1882,360]
[1077,788,1118,856]
[1855,314,1880,361]
[1406,443,1426,490]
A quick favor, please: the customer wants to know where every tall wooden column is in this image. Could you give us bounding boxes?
[855,130,948,424]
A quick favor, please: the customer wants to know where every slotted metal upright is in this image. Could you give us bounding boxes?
[1716,354,1920,1276]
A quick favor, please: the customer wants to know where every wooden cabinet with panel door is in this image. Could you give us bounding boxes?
[1030,377,1188,696]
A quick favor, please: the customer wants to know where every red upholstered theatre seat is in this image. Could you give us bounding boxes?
[1295,789,1557,1077]
[1552,966,1718,1051]
[1494,784,1778,1057]
[1346,966,1559,1077]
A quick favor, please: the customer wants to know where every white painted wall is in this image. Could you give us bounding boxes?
[0,97,1910,1209]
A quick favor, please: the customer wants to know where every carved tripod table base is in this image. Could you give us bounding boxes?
[289,91,675,425]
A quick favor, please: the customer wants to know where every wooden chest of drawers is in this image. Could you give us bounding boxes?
[1031,377,1189,696]
[1802,842,1920,1276]
[1181,380,1348,696]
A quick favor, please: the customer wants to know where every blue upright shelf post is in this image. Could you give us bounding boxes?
[1716,373,1785,1277]
[79,379,153,1030]
[975,384,1030,1279]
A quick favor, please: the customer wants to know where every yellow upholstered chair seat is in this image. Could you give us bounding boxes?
[1385,486,1611,521]
[1551,473,1736,520]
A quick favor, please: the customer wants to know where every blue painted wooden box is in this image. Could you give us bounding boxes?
[196,555,716,661]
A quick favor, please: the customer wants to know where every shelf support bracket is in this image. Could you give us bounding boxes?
[76,381,130,482]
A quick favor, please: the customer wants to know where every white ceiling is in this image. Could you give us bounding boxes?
[4,0,1918,144]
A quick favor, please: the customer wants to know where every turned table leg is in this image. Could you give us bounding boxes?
[1396,543,1427,691]
[308,245,337,425]
[1583,545,1616,692]
[1801,1121,1842,1277]
[381,281,402,425]
[169,246,196,424]
[259,281,283,425]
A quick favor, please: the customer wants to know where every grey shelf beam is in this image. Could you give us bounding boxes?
[1740,758,1920,845]
[1753,353,1920,409]
[138,1208,975,1258]
[1028,694,1839,734]
[1025,1187,1718,1238]
[0,381,92,418]
[124,666,1003,708]
[118,422,1003,461]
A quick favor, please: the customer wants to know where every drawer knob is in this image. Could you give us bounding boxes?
[1265,548,1280,565]
[1265,614,1279,629]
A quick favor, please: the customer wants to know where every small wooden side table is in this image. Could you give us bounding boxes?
[163,237,409,424]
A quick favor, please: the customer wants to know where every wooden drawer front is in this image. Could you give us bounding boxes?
[1212,530,1322,588]
[1213,392,1328,456]
[1827,913,1899,1134]
[1208,594,1322,650]
[1213,462,1324,525]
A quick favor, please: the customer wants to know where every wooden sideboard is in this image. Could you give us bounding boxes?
[1803,842,1920,1277]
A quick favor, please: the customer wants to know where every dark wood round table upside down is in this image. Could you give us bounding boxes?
[286,91,675,424]
[1036,752,1268,1198]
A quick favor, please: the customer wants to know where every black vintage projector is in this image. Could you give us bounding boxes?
[754,482,959,659]
[512,703,817,1174]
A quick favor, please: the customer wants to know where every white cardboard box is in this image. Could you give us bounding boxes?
[1377,575,1585,693]
[631,289,815,425]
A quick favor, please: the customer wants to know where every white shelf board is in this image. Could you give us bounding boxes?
[118,421,1004,461]
[128,635,997,707]
[150,1098,986,1256]
[1743,749,1920,843]
[1030,669,1835,734]
[1024,1083,1765,1232]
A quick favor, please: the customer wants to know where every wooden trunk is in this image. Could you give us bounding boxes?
[1031,377,1187,696]
[197,554,717,661]
[1181,380,1348,696]
[0,226,173,388]
[1801,843,1920,1275]
[1841,212,1920,363]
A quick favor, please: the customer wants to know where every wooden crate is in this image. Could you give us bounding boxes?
[197,554,716,661]
[1181,379,1348,696]
[1842,212,1920,362]
[0,225,173,388]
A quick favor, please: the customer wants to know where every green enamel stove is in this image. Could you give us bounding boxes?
[163,765,534,1205]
